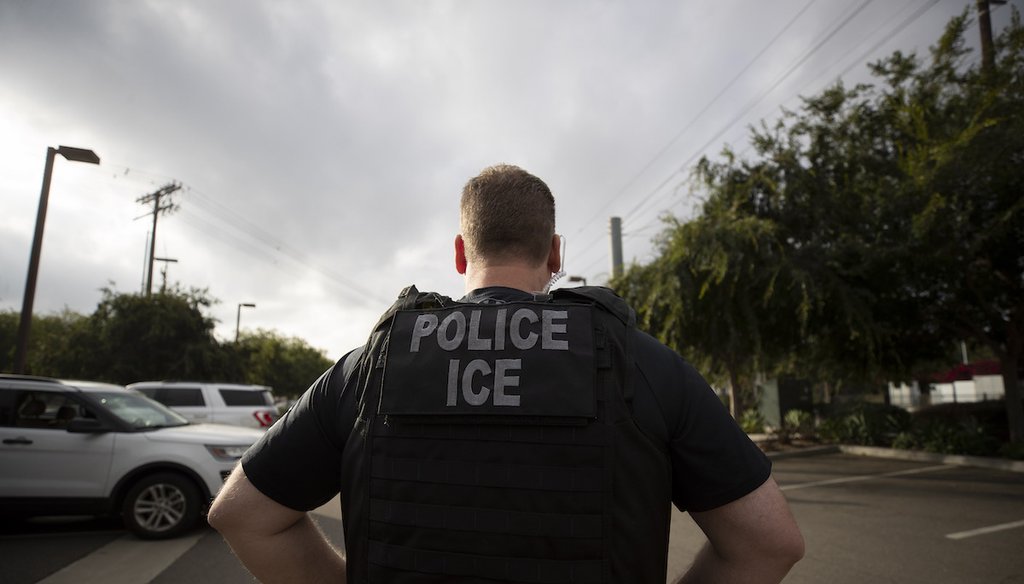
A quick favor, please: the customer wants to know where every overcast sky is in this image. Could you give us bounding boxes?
[1,0,1018,360]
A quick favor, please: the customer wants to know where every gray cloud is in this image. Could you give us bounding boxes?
[1,0,1014,356]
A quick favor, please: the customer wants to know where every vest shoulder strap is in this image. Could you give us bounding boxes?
[369,284,454,332]
[551,286,636,327]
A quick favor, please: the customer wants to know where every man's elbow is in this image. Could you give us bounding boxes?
[785,529,806,565]
[207,490,239,534]
[737,520,804,577]
[207,467,251,535]
[768,525,805,572]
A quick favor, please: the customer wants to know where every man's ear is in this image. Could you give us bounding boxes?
[455,234,468,275]
[547,234,561,274]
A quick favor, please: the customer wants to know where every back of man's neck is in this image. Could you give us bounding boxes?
[464,264,551,294]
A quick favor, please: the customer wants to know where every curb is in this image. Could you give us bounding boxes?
[755,440,1024,473]
[765,445,840,460]
[837,445,1024,473]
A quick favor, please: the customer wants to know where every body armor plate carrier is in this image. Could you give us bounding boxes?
[340,286,672,583]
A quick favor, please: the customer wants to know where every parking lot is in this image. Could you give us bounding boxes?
[2,452,1023,584]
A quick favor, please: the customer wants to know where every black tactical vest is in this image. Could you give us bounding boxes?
[339,286,672,583]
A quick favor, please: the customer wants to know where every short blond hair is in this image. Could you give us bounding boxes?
[460,164,555,266]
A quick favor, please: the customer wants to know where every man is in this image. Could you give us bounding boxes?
[209,164,804,583]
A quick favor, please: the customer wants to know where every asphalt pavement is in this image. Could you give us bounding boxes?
[2,450,1022,584]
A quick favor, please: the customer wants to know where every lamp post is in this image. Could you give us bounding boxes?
[13,146,100,374]
[236,303,256,342]
[568,276,588,286]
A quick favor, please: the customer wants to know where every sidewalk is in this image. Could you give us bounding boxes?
[749,433,1024,473]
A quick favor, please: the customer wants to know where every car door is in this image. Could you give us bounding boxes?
[0,388,115,498]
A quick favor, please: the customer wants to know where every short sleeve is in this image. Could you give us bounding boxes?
[631,332,771,513]
[241,347,363,511]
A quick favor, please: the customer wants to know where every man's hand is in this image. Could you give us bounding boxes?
[208,465,346,584]
[677,477,804,584]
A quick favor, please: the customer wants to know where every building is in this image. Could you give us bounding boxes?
[889,361,1005,409]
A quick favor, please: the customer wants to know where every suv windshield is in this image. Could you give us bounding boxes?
[91,391,189,430]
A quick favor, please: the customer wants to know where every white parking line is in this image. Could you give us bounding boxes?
[780,464,953,492]
[946,519,1024,540]
[37,531,203,584]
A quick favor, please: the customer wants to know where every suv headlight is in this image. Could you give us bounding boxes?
[206,445,251,461]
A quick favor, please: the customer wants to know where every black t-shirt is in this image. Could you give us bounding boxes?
[242,287,770,515]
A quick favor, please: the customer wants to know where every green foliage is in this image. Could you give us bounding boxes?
[0,311,16,371]
[784,409,815,436]
[739,408,765,434]
[0,309,90,376]
[80,286,225,383]
[814,400,1018,458]
[233,330,333,398]
[818,403,911,446]
[892,417,1001,457]
[612,9,1024,442]
[1,287,334,397]
[999,442,1024,461]
[770,409,816,444]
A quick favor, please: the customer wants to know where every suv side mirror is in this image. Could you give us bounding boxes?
[67,418,111,434]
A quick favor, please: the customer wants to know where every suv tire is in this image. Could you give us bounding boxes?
[122,472,201,539]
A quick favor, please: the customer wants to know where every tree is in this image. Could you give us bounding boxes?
[885,11,1024,442]
[232,330,334,398]
[0,309,90,377]
[616,185,801,416]
[614,8,1024,443]
[81,286,227,384]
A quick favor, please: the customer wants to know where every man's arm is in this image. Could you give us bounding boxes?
[677,477,804,584]
[208,466,346,584]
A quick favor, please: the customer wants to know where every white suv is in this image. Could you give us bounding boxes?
[0,375,263,539]
[128,381,279,429]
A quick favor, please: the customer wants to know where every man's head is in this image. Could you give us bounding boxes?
[458,164,556,270]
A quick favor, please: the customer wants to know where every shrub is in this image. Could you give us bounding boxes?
[999,441,1024,460]
[911,401,1009,443]
[817,402,910,446]
[739,408,765,434]
[784,409,815,436]
[887,412,1003,456]
[772,409,816,444]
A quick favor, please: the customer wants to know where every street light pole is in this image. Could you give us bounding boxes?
[236,303,256,343]
[13,146,100,374]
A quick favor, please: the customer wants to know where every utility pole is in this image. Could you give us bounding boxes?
[136,183,180,296]
[977,0,1006,78]
[154,257,178,293]
[609,216,623,279]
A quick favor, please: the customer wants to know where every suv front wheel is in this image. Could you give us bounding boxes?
[122,472,201,539]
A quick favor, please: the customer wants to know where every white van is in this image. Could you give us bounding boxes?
[128,381,279,429]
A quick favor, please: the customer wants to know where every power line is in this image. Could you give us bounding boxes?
[836,0,942,79]
[618,0,878,229]
[178,184,384,303]
[723,0,941,163]
[105,162,385,305]
[570,1,884,277]
[623,0,944,249]
[568,0,833,274]
[572,0,821,238]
